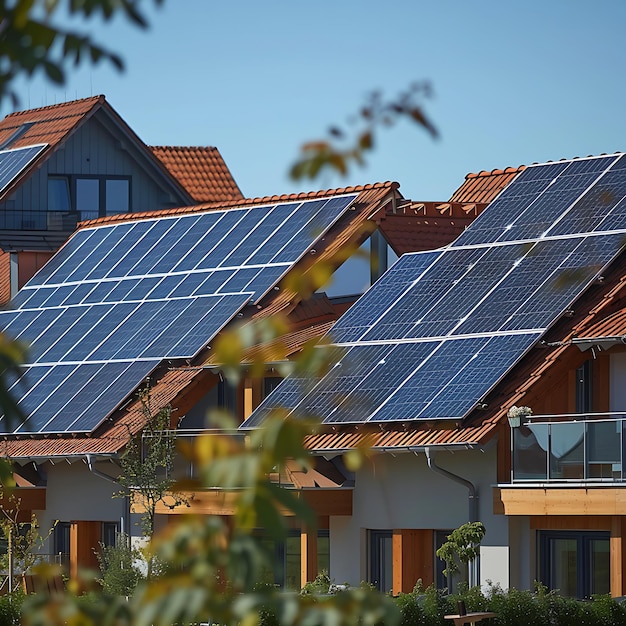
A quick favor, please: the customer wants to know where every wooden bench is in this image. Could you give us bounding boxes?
[22,573,65,595]
[444,611,496,626]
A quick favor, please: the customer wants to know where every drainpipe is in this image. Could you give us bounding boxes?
[86,455,129,546]
[425,447,480,587]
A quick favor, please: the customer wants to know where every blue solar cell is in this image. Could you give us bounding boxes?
[16,362,104,433]
[102,278,141,302]
[147,214,210,275]
[361,247,491,341]
[88,301,166,361]
[85,220,155,281]
[162,294,251,359]
[61,283,98,306]
[192,270,235,296]
[246,200,330,265]
[62,222,137,283]
[174,210,248,272]
[82,281,120,304]
[221,204,294,266]
[330,251,443,343]
[146,274,185,300]
[0,144,46,194]
[169,272,213,298]
[68,360,159,433]
[124,276,162,301]
[107,218,179,278]
[30,307,90,362]
[364,337,489,423]
[243,265,289,302]
[218,267,260,293]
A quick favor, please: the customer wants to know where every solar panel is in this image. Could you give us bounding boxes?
[0,144,47,194]
[1,193,359,435]
[243,153,626,428]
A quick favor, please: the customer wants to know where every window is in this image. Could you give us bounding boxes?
[45,175,131,224]
[368,530,393,593]
[539,531,610,598]
[257,529,329,590]
[102,522,119,548]
[47,177,71,212]
[54,521,71,569]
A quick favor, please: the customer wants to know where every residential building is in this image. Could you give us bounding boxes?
[240,153,626,599]
[0,96,241,301]
[0,178,487,583]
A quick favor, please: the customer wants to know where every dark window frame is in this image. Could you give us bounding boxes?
[539,530,610,599]
[368,529,393,592]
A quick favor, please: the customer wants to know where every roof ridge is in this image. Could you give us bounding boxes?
[465,165,526,180]
[151,145,218,151]
[79,181,400,227]
[5,95,104,118]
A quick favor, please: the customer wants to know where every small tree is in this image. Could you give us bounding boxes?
[96,533,144,597]
[436,521,486,592]
[116,386,185,578]
[0,492,53,592]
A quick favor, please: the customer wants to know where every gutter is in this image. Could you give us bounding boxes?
[85,454,120,485]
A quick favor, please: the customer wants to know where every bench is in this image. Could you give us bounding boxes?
[22,573,65,595]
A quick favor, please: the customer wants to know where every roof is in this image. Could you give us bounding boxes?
[151,146,243,203]
[1,182,400,460]
[378,200,488,255]
[449,166,525,204]
[0,96,192,205]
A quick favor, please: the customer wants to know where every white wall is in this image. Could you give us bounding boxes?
[329,445,510,588]
[36,460,127,555]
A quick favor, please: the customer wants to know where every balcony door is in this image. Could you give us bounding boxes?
[539,531,609,598]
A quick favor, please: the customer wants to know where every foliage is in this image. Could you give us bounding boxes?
[116,386,184,539]
[0,492,53,591]
[300,571,332,596]
[290,83,438,181]
[95,533,144,597]
[436,521,486,579]
[0,0,164,108]
[0,590,24,626]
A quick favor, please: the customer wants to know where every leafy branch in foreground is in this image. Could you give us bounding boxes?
[0,0,164,107]
[290,82,438,181]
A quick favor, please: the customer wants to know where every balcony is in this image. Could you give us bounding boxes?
[512,413,625,483]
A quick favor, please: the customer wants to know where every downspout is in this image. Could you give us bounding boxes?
[425,446,480,587]
[86,455,130,546]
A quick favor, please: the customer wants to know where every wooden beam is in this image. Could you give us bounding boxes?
[392,529,433,595]
[611,517,626,597]
[69,521,101,580]
[155,488,352,517]
[494,487,626,516]
[243,378,263,419]
[301,526,318,588]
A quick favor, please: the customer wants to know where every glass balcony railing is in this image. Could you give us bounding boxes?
[512,414,626,483]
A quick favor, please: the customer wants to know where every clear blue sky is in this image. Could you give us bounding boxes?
[3,1,626,202]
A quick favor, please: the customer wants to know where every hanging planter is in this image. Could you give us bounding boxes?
[507,405,532,428]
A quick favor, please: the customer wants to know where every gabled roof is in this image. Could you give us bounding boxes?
[0,96,193,204]
[151,146,243,203]
[246,153,626,452]
[0,182,400,460]
[449,166,525,204]
[378,200,488,255]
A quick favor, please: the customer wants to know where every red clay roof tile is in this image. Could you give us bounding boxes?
[450,165,525,204]
[151,145,243,204]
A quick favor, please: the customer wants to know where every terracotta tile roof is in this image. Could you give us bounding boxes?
[0,96,104,202]
[2,183,400,460]
[0,96,193,205]
[379,201,488,255]
[572,308,626,340]
[151,146,243,204]
[79,181,399,228]
[449,166,525,204]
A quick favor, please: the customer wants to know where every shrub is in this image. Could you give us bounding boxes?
[0,590,24,626]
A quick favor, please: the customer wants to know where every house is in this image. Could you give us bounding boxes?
[0,175,491,583]
[240,153,626,599]
[0,96,241,301]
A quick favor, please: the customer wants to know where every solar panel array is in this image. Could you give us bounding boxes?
[0,193,358,435]
[243,154,626,428]
[0,144,46,194]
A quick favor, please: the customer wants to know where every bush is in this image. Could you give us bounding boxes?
[0,590,24,626]
[96,534,144,596]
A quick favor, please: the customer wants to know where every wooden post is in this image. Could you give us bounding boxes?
[611,516,626,597]
[243,378,263,420]
[69,521,101,581]
[301,527,318,588]
[392,529,434,595]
